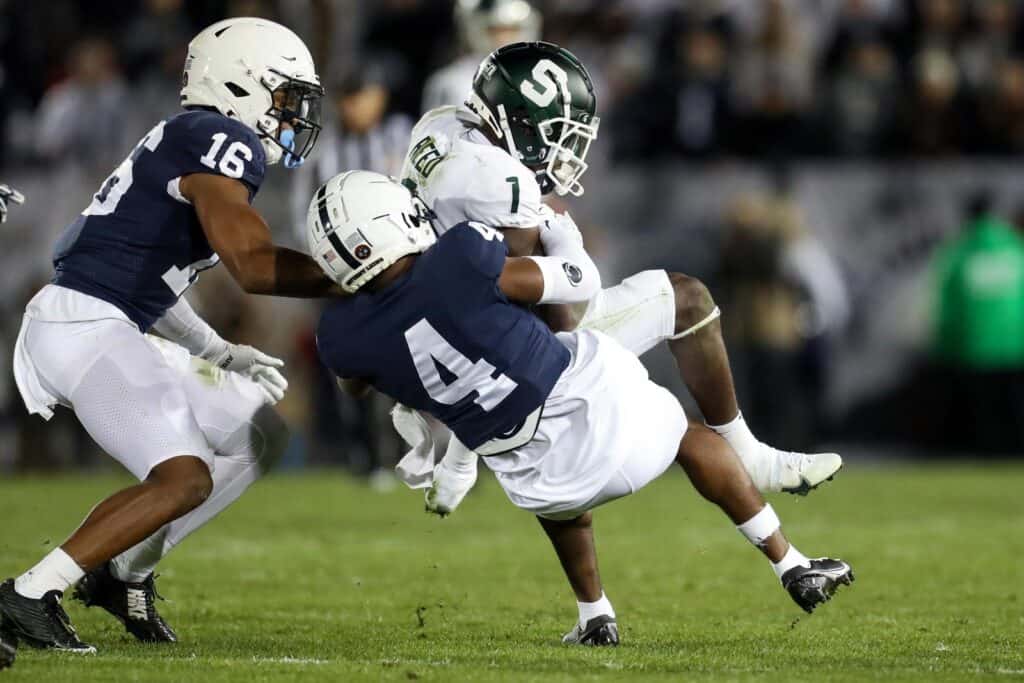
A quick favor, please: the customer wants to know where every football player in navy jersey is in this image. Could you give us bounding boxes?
[1,18,335,653]
[310,171,854,646]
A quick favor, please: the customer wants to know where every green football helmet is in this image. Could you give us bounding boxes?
[467,41,599,197]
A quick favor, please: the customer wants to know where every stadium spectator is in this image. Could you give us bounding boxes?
[958,0,1021,92]
[974,57,1024,154]
[717,192,808,447]
[34,37,130,171]
[897,47,970,156]
[823,34,899,156]
[730,0,817,157]
[931,194,1024,453]
[668,19,733,158]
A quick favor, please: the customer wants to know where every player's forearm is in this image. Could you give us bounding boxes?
[237,245,338,297]
[536,303,578,333]
[190,175,340,298]
[216,229,337,297]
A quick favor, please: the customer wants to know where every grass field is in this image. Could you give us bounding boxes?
[0,463,1021,682]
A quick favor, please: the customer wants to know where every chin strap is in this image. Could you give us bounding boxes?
[669,306,721,340]
[280,129,303,169]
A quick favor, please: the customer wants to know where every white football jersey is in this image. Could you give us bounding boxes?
[400,106,546,234]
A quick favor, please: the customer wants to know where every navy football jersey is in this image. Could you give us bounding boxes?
[317,222,571,450]
[52,110,266,330]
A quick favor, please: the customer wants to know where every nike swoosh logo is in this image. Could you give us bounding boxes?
[282,56,297,62]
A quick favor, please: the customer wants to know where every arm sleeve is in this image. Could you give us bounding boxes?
[170,112,267,198]
[151,296,224,357]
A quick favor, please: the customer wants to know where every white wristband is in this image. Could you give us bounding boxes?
[527,255,600,304]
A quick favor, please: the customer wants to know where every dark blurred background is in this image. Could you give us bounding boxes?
[3,0,1024,480]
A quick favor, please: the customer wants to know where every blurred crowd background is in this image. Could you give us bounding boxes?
[3,0,1024,478]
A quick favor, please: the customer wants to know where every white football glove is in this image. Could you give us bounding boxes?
[424,439,478,517]
[0,184,25,224]
[539,210,584,252]
[203,343,288,405]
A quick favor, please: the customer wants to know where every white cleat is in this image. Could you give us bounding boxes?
[777,452,843,496]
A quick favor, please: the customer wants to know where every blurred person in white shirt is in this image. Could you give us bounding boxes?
[421,0,541,113]
[35,38,130,171]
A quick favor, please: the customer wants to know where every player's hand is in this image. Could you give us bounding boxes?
[425,457,477,518]
[245,363,288,405]
[539,210,584,251]
[204,343,288,404]
[0,184,26,224]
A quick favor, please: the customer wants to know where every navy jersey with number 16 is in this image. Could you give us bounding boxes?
[316,222,570,450]
[51,110,266,331]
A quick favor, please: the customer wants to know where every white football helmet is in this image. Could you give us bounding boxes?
[457,0,541,55]
[307,171,437,293]
[181,17,324,167]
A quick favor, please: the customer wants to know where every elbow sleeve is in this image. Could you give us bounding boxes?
[526,254,601,304]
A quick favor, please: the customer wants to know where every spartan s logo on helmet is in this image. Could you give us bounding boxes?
[467,42,599,197]
[180,17,324,167]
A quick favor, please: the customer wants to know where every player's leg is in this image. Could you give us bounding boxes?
[675,420,853,612]
[76,343,288,643]
[537,420,854,629]
[1,320,214,652]
[667,271,842,493]
[536,512,619,646]
[579,270,841,493]
[107,403,287,580]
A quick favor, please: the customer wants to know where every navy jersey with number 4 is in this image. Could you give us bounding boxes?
[317,222,570,450]
[51,110,266,330]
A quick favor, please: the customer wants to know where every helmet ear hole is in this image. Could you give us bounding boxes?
[225,82,250,98]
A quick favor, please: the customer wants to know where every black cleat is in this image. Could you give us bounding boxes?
[0,625,16,670]
[781,558,854,614]
[73,564,177,643]
[561,615,620,646]
[0,579,95,653]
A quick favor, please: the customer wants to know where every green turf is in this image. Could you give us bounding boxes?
[0,463,1021,681]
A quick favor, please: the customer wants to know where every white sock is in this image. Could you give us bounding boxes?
[708,412,773,490]
[578,592,615,626]
[14,548,85,599]
[772,544,811,580]
[110,526,168,583]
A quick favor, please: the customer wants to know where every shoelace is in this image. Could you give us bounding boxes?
[144,574,167,603]
[43,595,79,636]
[131,577,166,620]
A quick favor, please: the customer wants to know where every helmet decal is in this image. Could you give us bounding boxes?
[307,172,438,293]
[519,59,570,110]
